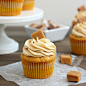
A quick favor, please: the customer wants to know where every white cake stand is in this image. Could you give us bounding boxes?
[0,7,44,55]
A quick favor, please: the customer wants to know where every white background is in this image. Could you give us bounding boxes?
[35,0,86,26]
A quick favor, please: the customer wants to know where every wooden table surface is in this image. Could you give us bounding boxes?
[0,27,86,86]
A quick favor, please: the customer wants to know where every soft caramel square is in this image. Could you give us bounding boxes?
[30,23,40,28]
[41,19,49,28]
[31,29,45,39]
[78,16,86,23]
[78,5,85,11]
[67,71,81,82]
[60,55,71,65]
[48,20,60,28]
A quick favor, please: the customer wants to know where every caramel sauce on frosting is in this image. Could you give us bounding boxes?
[23,37,56,57]
[72,22,86,37]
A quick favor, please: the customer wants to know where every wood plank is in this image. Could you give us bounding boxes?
[0,76,19,86]
[0,61,20,66]
[0,54,21,61]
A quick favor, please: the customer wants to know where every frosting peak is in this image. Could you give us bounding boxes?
[72,22,86,37]
[23,38,56,57]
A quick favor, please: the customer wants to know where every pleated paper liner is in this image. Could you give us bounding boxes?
[21,54,56,79]
[0,0,23,16]
[22,0,35,10]
[69,34,86,55]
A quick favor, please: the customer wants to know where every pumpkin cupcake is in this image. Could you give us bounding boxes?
[20,29,56,79]
[0,0,24,16]
[72,5,86,27]
[72,11,86,27]
[69,22,86,55]
[22,0,35,10]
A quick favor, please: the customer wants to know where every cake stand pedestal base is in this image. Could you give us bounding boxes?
[0,24,19,55]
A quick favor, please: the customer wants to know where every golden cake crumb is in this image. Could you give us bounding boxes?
[21,53,56,63]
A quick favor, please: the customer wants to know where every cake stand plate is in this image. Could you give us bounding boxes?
[0,7,44,55]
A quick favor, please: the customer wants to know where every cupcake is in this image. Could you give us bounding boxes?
[0,0,24,16]
[22,0,35,10]
[69,22,86,55]
[72,5,86,27]
[20,29,56,79]
[72,11,86,27]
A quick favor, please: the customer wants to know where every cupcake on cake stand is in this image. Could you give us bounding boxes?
[0,7,44,55]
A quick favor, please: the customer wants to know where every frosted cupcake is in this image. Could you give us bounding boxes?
[0,0,24,16]
[70,22,86,55]
[72,11,86,27]
[21,29,56,79]
[22,0,35,10]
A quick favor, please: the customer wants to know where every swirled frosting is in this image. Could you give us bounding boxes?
[73,11,86,22]
[23,37,56,57]
[72,22,86,37]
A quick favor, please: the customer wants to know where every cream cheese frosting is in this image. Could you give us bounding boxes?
[23,37,56,57]
[72,22,86,37]
[73,11,86,22]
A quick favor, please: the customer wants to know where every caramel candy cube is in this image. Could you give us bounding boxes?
[31,29,45,39]
[48,20,60,28]
[78,5,85,11]
[60,55,71,64]
[41,19,49,28]
[30,23,40,28]
[78,16,86,23]
[67,71,81,82]
[40,26,48,31]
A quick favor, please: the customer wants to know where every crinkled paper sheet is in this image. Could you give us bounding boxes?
[0,54,86,86]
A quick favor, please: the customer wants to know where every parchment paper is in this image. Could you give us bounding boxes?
[0,54,86,86]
